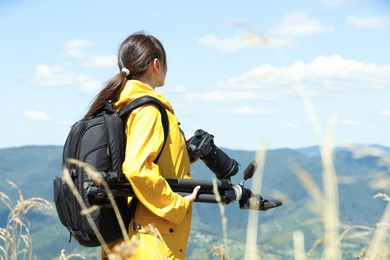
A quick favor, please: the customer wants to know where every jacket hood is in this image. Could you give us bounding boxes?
[114,80,174,114]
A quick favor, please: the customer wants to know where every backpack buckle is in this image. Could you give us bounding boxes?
[70,169,77,178]
[104,101,116,113]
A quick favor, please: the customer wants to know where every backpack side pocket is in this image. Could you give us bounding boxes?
[53,176,77,232]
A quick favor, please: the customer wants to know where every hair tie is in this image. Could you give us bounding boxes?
[121,67,130,76]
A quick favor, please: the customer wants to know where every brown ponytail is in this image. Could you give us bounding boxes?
[84,72,127,118]
[84,31,167,119]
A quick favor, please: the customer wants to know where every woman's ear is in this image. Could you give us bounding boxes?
[152,58,160,72]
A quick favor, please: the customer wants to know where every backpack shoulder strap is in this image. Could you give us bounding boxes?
[118,96,170,231]
[118,95,169,163]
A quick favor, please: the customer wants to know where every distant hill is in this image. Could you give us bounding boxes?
[296,144,390,157]
[0,145,389,259]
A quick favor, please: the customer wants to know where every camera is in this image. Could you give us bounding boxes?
[187,129,239,179]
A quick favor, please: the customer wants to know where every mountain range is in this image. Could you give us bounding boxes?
[0,144,389,259]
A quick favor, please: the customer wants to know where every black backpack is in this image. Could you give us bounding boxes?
[53,95,169,247]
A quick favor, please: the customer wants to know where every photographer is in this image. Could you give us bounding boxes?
[85,31,200,259]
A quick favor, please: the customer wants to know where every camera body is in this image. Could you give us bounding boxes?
[187,129,239,180]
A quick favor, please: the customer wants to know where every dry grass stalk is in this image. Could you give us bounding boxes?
[374,193,390,202]
[210,241,228,260]
[293,230,306,260]
[320,122,341,259]
[350,145,390,190]
[292,165,322,214]
[365,194,390,259]
[212,178,229,259]
[348,146,390,259]
[293,82,323,140]
[360,247,389,260]
[338,225,373,243]
[0,180,52,260]
[61,166,111,255]
[105,224,164,260]
[350,145,390,164]
[244,146,266,260]
[294,82,341,258]
[370,173,390,190]
[107,236,139,260]
[0,191,12,211]
[63,159,141,259]
[59,249,86,259]
[307,237,323,256]
[294,81,390,259]
[67,159,131,247]
[292,166,323,257]
[144,224,166,245]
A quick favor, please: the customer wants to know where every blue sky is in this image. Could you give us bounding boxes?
[1,0,389,151]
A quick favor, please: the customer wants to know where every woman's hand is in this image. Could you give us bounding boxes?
[184,186,201,205]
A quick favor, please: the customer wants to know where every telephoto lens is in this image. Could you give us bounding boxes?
[201,145,239,179]
[187,129,239,179]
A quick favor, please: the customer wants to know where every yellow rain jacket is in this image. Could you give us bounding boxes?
[113,80,192,259]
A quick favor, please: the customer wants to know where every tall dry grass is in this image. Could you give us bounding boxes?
[62,159,140,259]
[62,159,173,259]
[208,82,389,260]
[3,143,386,259]
[286,82,390,260]
[0,180,52,260]
[210,179,229,259]
[354,147,390,259]
[291,146,390,259]
[244,146,266,260]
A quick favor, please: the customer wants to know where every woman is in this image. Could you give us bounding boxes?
[85,31,200,259]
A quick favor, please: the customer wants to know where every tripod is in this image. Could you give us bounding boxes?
[88,161,282,211]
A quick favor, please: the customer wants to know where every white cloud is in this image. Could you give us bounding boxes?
[24,110,51,121]
[321,0,355,5]
[30,64,80,86]
[342,119,365,126]
[171,85,188,93]
[66,49,87,58]
[85,55,117,68]
[198,31,280,52]
[283,123,299,129]
[29,64,102,93]
[233,106,270,116]
[380,109,390,117]
[64,39,92,58]
[222,55,390,95]
[65,39,92,49]
[64,39,116,67]
[180,55,390,105]
[346,15,390,29]
[198,11,333,52]
[273,11,334,37]
[183,89,277,102]
[27,39,113,94]
[79,79,103,93]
